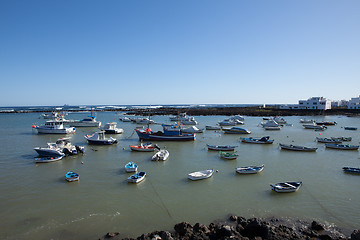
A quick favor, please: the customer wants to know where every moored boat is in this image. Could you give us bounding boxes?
[205,126,221,130]
[279,144,317,152]
[33,120,76,134]
[34,155,64,163]
[316,121,337,126]
[188,169,214,180]
[152,149,169,161]
[135,125,195,141]
[66,116,101,127]
[344,127,357,131]
[125,162,138,172]
[236,164,264,174]
[65,171,79,182]
[182,126,203,133]
[343,167,360,174]
[101,122,123,134]
[303,123,327,130]
[130,142,158,152]
[207,144,237,151]
[219,151,238,160]
[270,181,302,193]
[299,119,315,123]
[127,171,146,183]
[316,137,342,143]
[223,127,251,134]
[325,144,359,150]
[85,131,117,145]
[241,136,274,144]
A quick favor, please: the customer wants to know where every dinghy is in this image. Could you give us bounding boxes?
[343,167,360,174]
[130,142,158,152]
[65,171,79,182]
[219,151,238,160]
[34,155,64,163]
[270,181,302,193]
[316,137,342,143]
[325,144,359,150]
[125,162,138,172]
[236,165,264,174]
[127,171,146,183]
[279,144,317,152]
[188,169,214,180]
[152,149,169,161]
[241,136,274,144]
[207,144,237,151]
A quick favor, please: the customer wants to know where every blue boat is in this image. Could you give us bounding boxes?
[343,167,360,174]
[65,171,79,182]
[125,162,138,172]
[127,171,146,183]
[135,125,195,141]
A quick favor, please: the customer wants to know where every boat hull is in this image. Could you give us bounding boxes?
[136,129,195,141]
[271,181,302,193]
[188,170,214,180]
[86,139,117,145]
[34,148,65,157]
[34,156,63,163]
[36,127,76,134]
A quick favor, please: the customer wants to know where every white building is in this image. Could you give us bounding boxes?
[280,97,331,110]
[331,100,348,108]
[348,95,360,109]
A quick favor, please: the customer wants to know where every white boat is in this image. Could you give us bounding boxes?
[299,119,315,123]
[34,155,64,163]
[66,116,101,127]
[241,136,274,144]
[236,165,264,174]
[101,122,124,134]
[127,171,146,183]
[85,131,117,145]
[261,120,281,130]
[207,144,237,151]
[223,127,251,134]
[119,116,132,122]
[218,119,236,126]
[188,169,214,180]
[34,120,76,134]
[135,118,156,124]
[205,126,221,130]
[273,117,287,124]
[34,137,83,157]
[230,115,245,121]
[169,113,190,121]
[179,117,198,125]
[279,144,317,152]
[125,162,138,172]
[182,126,203,133]
[270,181,302,193]
[152,149,169,161]
[325,144,359,150]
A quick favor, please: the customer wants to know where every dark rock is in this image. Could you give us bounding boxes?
[105,232,120,238]
[241,218,269,239]
[352,230,360,240]
[319,234,333,240]
[159,231,173,240]
[229,215,238,222]
[174,222,193,236]
[193,223,210,234]
[311,221,325,231]
[236,217,248,227]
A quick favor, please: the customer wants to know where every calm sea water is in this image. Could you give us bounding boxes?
[0,112,359,239]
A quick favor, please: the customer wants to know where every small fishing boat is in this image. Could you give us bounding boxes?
[125,162,138,172]
[127,171,146,183]
[325,144,359,150]
[218,119,236,126]
[241,136,274,144]
[100,122,123,134]
[223,127,251,134]
[85,131,117,145]
[130,142,158,152]
[135,125,195,141]
[316,121,337,126]
[65,171,79,182]
[343,167,360,174]
[135,118,156,124]
[236,164,264,174]
[34,155,64,163]
[279,144,317,152]
[219,151,238,160]
[179,117,198,125]
[332,137,352,142]
[344,127,357,131]
[33,120,76,134]
[119,116,132,122]
[303,123,327,130]
[316,137,342,143]
[152,149,169,161]
[270,181,302,193]
[264,126,281,130]
[34,143,66,157]
[188,169,214,180]
[182,126,203,133]
[205,126,221,130]
[207,144,237,151]
[299,119,315,123]
[261,120,281,130]
[65,107,101,127]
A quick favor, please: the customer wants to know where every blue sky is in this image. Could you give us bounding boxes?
[1,0,359,106]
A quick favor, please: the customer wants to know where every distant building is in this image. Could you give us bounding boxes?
[348,95,360,109]
[280,97,331,110]
[331,100,348,108]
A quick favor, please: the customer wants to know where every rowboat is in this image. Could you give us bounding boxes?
[241,136,274,144]
[125,162,138,172]
[303,124,327,130]
[219,151,238,160]
[236,165,264,174]
[205,126,221,130]
[316,121,337,126]
[135,126,195,141]
[152,149,169,161]
[325,144,359,150]
[188,169,214,180]
[316,137,342,143]
[279,144,317,152]
[343,167,360,174]
[127,171,146,183]
[34,155,64,163]
[270,181,302,193]
[222,127,251,134]
[65,171,79,182]
[299,119,315,123]
[344,127,357,131]
[130,142,158,152]
[207,144,237,151]
[332,137,352,142]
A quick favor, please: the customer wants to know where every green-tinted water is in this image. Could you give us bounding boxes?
[0,112,359,239]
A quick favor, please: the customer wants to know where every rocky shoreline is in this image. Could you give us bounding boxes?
[100,215,360,240]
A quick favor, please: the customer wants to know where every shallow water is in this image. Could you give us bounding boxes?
[0,112,359,239]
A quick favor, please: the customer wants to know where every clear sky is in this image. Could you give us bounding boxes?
[1,0,359,106]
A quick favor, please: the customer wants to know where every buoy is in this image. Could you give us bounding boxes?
[216,170,219,172]
[123,148,125,150]
[32,125,36,128]
[81,161,84,164]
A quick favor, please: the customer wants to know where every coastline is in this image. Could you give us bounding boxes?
[1,106,359,117]
[100,215,358,240]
